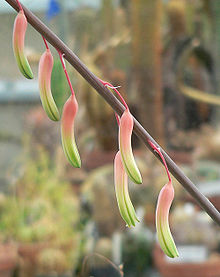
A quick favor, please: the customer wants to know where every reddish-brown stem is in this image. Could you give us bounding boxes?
[148,140,172,183]
[15,0,23,11]
[42,36,49,50]
[58,51,75,97]
[100,79,129,110]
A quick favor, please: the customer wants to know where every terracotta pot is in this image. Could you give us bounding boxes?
[0,244,17,277]
[153,245,220,277]
[18,243,48,261]
[35,273,72,277]
[18,243,48,277]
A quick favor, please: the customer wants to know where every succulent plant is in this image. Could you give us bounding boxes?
[0,147,80,275]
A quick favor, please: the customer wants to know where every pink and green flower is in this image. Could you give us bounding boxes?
[119,109,142,184]
[156,181,179,258]
[13,10,33,79]
[38,49,60,121]
[61,95,81,168]
[114,151,139,227]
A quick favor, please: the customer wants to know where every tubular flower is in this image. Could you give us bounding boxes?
[61,95,81,168]
[38,49,60,121]
[13,10,33,79]
[114,151,139,227]
[119,109,142,184]
[156,181,179,258]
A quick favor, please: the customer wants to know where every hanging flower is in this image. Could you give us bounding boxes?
[61,95,81,168]
[38,48,60,121]
[114,151,139,227]
[156,181,179,258]
[119,109,142,184]
[13,10,33,79]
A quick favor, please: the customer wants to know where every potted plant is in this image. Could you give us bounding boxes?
[0,194,19,277]
[36,248,74,277]
[0,148,80,277]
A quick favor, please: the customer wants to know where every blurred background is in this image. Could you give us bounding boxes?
[0,0,220,276]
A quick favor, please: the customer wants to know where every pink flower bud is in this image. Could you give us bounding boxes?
[61,95,81,168]
[114,151,139,227]
[13,11,33,79]
[119,109,142,184]
[156,181,179,258]
[38,49,60,121]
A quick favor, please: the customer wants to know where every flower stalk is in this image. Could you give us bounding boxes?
[5,0,220,226]
[15,0,23,11]
[58,52,75,97]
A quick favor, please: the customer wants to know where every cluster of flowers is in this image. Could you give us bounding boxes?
[12,0,178,259]
[13,3,81,169]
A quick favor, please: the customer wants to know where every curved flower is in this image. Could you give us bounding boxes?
[38,49,60,121]
[61,95,81,168]
[119,109,142,184]
[156,181,179,258]
[13,11,33,79]
[114,151,139,227]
